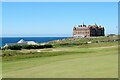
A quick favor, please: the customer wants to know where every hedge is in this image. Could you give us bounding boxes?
[6,44,53,50]
[6,45,22,50]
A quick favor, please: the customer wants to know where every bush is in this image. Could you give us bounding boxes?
[5,44,53,50]
[44,44,53,48]
[6,45,22,50]
[37,45,44,49]
[1,47,6,50]
[22,45,34,49]
[22,45,45,49]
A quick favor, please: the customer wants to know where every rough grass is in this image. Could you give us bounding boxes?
[2,41,118,61]
[2,46,118,78]
[48,36,119,46]
[53,40,118,48]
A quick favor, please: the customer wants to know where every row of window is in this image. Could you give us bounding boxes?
[77,29,89,30]
[75,32,90,34]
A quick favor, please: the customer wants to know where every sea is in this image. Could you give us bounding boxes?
[0,37,68,47]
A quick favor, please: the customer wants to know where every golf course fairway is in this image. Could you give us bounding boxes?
[2,46,118,78]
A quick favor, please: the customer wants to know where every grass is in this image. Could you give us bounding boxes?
[48,35,119,45]
[2,41,118,61]
[2,37,119,78]
[2,46,118,78]
[53,40,118,48]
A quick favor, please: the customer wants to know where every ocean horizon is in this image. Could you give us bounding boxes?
[1,37,69,47]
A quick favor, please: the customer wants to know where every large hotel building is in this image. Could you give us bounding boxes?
[73,24,105,37]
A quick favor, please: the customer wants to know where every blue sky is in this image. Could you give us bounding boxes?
[2,2,118,37]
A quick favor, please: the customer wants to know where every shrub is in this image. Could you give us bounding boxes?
[37,45,44,49]
[22,45,48,49]
[5,44,53,50]
[1,47,6,50]
[22,45,34,49]
[6,45,22,50]
[44,44,53,48]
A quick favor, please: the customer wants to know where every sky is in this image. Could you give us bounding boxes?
[2,2,118,37]
[1,0,119,2]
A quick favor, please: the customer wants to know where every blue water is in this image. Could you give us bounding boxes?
[1,37,68,47]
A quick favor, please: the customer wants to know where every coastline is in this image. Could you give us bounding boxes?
[1,37,69,47]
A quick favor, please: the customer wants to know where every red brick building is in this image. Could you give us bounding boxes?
[73,24,105,37]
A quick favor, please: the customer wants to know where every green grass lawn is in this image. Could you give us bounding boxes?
[2,46,118,78]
